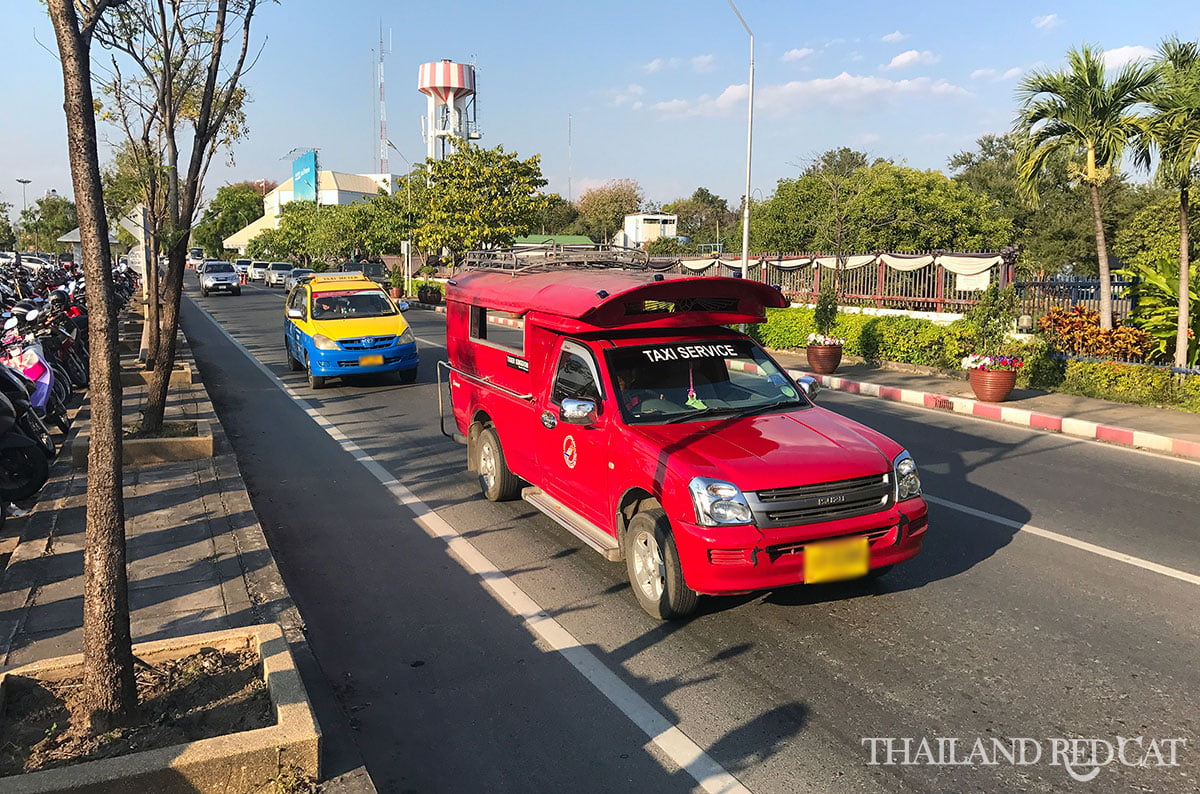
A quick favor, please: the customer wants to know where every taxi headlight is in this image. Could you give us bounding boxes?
[312,333,340,351]
[688,477,753,526]
[397,327,415,345]
[894,451,921,501]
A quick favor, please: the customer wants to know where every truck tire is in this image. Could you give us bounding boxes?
[477,427,520,502]
[623,509,699,620]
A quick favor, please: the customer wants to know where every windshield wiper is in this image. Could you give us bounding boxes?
[738,399,806,417]
[664,405,743,423]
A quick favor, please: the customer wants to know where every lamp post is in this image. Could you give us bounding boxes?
[15,179,30,250]
[727,0,754,280]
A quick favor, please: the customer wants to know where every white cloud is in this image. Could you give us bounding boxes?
[881,31,907,43]
[644,57,683,73]
[855,133,881,145]
[691,54,716,73]
[882,50,940,71]
[652,72,970,118]
[611,83,645,108]
[1103,45,1155,69]
[782,47,815,62]
[1032,14,1061,30]
[971,66,1024,82]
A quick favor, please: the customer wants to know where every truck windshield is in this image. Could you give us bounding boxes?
[310,289,397,320]
[605,340,810,424]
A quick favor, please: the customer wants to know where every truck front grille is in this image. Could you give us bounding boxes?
[748,473,892,527]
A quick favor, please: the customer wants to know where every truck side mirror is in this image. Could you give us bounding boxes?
[287,308,304,320]
[561,398,597,425]
[796,375,820,401]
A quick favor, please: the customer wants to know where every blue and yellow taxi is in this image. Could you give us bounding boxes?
[284,273,419,389]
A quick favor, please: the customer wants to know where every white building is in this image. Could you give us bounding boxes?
[223,171,398,254]
[615,212,678,248]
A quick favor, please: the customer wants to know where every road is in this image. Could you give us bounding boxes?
[181,279,1200,793]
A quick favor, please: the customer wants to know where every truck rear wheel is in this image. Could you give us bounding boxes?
[477,428,520,502]
[623,510,698,620]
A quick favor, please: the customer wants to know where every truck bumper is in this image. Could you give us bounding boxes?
[672,499,928,595]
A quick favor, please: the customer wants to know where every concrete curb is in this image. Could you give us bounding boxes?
[0,623,320,793]
[71,419,214,467]
[794,370,1200,462]
[405,302,1200,461]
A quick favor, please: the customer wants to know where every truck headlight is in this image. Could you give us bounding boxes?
[312,333,340,351]
[397,327,414,345]
[688,477,753,526]
[893,451,921,501]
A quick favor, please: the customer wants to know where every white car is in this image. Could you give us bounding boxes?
[264,262,293,287]
[199,261,241,296]
[248,261,269,281]
[283,268,315,291]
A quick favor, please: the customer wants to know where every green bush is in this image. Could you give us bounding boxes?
[1179,375,1200,412]
[1058,360,1175,406]
[754,307,815,349]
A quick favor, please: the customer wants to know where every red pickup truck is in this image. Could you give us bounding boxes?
[442,249,927,619]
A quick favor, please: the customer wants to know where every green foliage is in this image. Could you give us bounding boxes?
[751,152,1013,255]
[192,182,265,257]
[572,179,643,243]
[813,283,838,335]
[0,202,15,250]
[645,237,688,256]
[1116,256,1200,365]
[414,145,549,255]
[960,284,1019,355]
[18,194,78,252]
[1059,360,1184,407]
[1038,305,1159,361]
[530,193,579,234]
[662,187,736,246]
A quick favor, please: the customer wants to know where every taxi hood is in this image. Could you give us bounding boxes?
[627,407,897,491]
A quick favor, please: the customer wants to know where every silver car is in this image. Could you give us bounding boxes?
[264,262,294,287]
[199,261,241,296]
[283,268,315,292]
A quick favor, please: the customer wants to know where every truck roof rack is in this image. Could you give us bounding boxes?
[459,244,650,273]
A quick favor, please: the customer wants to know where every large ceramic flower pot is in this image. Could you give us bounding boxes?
[968,368,1018,402]
[806,344,843,375]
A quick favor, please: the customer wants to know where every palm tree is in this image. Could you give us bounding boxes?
[1134,37,1200,368]
[1015,45,1157,329]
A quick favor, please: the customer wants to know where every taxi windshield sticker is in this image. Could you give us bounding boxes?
[640,343,740,363]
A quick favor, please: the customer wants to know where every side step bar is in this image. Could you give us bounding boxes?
[522,487,622,561]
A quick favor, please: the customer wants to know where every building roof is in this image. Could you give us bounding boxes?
[513,234,596,246]
[58,227,119,244]
[223,213,276,249]
[274,171,387,197]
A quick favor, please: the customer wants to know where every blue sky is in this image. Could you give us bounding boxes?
[3,0,1200,221]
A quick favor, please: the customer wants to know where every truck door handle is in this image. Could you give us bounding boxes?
[541,410,557,429]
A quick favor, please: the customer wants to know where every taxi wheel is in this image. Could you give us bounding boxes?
[285,340,303,372]
[477,428,519,502]
[308,369,327,389]
[623,510,699,621]
[200,287,209,297]
[396,369,418,385]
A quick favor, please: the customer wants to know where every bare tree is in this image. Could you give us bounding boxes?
[95,0,259,433]
[47,0,136,729]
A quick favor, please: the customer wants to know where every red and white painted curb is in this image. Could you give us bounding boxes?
[796,371,1200,462]
[408,303,1199,462]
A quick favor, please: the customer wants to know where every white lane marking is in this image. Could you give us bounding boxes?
[187,298,752,794]
[925,494,1200,587]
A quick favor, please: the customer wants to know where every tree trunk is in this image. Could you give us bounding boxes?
[142,244,185,433]
[1177,186,1192,369]
[1089,181,1114,330]
[145,234,160,370]
[47,0,136,730]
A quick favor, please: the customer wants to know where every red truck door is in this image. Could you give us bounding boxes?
[534,339,612,530]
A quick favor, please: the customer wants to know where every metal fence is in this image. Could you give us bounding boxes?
[1014,278,1138,322]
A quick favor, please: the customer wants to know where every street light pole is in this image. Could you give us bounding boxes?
[15,179,30,250]
[727,0,754,280]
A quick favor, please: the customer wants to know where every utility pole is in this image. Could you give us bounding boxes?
[727,0,754,280]
[16,178,30,250]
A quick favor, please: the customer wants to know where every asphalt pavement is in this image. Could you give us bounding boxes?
[181,279,1200,794]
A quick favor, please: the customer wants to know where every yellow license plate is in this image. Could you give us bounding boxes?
[804,535,869,583]
[358,354,384,366]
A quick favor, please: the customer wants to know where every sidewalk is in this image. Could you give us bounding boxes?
[0,331,375,792]
[768,349,1200,460]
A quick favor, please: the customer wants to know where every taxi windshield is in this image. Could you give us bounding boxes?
[310,289,397,320]
[605,340,810,424]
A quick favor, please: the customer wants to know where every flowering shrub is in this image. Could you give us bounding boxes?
[1037,306,1156,361]
[806,333,846,346]
[962,354,1024,371]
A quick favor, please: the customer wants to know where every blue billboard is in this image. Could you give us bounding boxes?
[292,150,318,202]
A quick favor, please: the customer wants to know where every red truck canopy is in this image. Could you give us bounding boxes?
[447,270,787,332]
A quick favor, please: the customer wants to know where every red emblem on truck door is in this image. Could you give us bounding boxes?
[562,435,578,469]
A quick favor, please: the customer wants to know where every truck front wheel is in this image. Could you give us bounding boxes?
[477,428,520,501]
[623,510,699,620]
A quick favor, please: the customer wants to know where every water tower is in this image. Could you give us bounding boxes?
[418,59,480,160]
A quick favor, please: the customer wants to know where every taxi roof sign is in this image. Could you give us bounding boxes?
[298,272,375,286]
